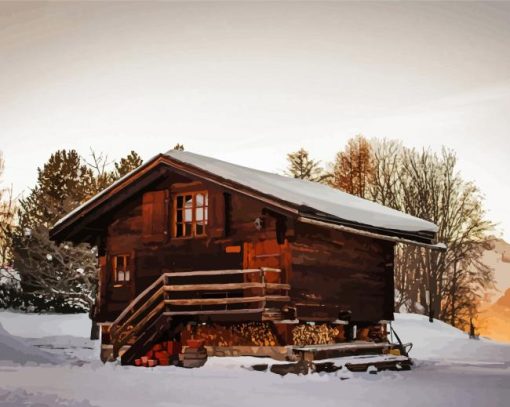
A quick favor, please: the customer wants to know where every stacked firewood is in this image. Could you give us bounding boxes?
[191,322,279,347]
[367,324,386,342]
[232,322,278,347]
[291,324,344,346]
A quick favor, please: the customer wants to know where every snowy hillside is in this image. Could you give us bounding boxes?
[0,310,509,407]
[393,313,510,362]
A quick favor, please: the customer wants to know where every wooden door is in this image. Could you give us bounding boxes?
[243,239,291,284]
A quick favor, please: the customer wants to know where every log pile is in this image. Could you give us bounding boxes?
[291,324,344,346]
[367,324,386,342]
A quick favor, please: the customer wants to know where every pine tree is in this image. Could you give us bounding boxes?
[11,150,98,313]
[285,148,329,182]
[173,143,184,151]
[114,150,143,178]
[22,150,94,227]
[330,135,374,199]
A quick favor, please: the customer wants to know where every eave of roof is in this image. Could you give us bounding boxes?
[50,150,440,246]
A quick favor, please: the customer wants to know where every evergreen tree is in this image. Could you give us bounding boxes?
[285,148,329,182]
[8,148,144,327]
[114,150,143,178]
[11,150,98,313]
[172,143,184,151]
[21,150,94,228]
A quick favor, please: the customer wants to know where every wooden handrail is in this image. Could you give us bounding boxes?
[108,267,288,360]
[110,274,166,354]
[114,287,164,336]
[165,296,265,306]
[164,308,265,316]
[164,282,265,291]
[163,268,280,278]
[111,274,165,331]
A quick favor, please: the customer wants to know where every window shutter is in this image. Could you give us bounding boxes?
[208,191,226,238]
[142,190,169,243]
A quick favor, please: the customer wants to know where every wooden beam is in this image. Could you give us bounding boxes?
[265,283,291,290]
[298,216,446,251]
[165,296,265,306]
[164,282,265,291]
[260,267,281,273]
[163,268,279,278]
[163,308,265,316]
[265,295,291,302]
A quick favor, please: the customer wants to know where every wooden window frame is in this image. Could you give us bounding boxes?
[172,190,209,238]
[112,254,131,286]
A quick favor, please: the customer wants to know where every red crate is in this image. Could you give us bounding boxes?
[167,341,182,355]
[154,351,169,360]
[158,358,170,366]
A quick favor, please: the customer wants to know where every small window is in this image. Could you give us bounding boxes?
[112,254,131,284]
[174,191,208,237]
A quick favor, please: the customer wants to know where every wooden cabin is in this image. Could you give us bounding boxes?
[50,150,442,366]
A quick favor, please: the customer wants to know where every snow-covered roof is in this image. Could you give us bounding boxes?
[52,150,438,242]
[164,150,438,235]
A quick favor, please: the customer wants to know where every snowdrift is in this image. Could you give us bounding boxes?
[0,322,61,365]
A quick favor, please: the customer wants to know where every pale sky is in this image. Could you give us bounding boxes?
[1,1,510,240]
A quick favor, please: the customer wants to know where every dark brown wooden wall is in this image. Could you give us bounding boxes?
[290,222,395,322]
[97,169,395,324]
[98,172,280,321]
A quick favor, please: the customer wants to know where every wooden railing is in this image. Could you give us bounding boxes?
[163,267,289,316]
[110,274,166,358]
[109,268,290,359]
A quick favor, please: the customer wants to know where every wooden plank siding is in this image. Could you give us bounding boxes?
[290,222,394,322]
[96,169,395,324]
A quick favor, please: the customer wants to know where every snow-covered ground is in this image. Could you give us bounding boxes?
[0,310,509,407]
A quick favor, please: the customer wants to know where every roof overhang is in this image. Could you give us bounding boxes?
[298,216,446,251]
[50,152,441,248]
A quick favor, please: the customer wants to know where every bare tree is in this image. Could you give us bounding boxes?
[369,143,495,329]
[0,152,17,268]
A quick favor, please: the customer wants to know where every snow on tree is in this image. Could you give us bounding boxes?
[10,149,143,315]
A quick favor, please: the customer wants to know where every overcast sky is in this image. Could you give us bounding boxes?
[1,1,510,240]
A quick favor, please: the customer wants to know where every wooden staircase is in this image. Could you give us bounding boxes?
[108,268,290,365]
